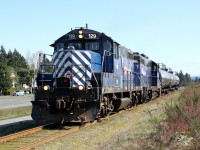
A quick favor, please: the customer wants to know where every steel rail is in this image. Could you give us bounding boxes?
[0,123,53,143]
[18,123,92,150]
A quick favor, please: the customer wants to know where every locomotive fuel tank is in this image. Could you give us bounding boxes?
[113,98,132,110]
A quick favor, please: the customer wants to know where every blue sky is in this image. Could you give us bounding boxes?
[0,0,200,76]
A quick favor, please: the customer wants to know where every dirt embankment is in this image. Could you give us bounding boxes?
[34,91,181,150]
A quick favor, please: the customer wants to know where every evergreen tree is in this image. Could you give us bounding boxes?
[178,70,185,86]
[6,48,31,86]
[6,49,14,67]
[17,68,29,87]
[177,70,192,86]
[185,73,191,85]
[195,77,198,82]
[12,49,28,69]
[0,45,12,94]
[0,45,36,94]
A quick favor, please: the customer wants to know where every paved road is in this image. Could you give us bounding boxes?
[0,94,32,109]
[0,116,32,127]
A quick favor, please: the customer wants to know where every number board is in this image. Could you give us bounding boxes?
[67,33,100,40]
[85,33,100,39]
[67,34,77,40]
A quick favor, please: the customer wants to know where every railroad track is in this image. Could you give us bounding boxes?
[0,124,47,143]
[0,113,121,150]
[0,123,57,149]
[0,91,181,150]
[0,121,94,150]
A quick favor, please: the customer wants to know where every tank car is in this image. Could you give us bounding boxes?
[31,25,179,123]
[158,64,180,93]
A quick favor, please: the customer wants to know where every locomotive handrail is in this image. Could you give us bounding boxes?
[101,50,109,87]
[91,71,100,100]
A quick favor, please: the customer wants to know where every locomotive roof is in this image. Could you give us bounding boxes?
[70,28,101,35]
[50,27,118,47]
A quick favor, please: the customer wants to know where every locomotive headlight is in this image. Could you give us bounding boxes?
[78,30,83,34]
[78,29,83,39]
[78,34,83,39]
[78,85,84,91]
[43,85,50,91]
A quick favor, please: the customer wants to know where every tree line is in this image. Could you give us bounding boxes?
[176,70,191,86]
[0,45,35,94]
[193,77,200,82]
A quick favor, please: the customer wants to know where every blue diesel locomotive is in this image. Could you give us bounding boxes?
[31,26,180,123]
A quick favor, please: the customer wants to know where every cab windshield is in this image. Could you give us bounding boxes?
[85,42,99,50]
[68,43,82,50]
[67,42,99,50]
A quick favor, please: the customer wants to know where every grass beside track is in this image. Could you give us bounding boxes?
[0,106,31,121]
[34,91,182,150]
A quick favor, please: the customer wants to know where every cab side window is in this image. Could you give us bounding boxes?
[56,43,64,50]
[103,41,111,51]
[114,43,119,59]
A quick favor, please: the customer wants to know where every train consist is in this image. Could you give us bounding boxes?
[31,26,180,123]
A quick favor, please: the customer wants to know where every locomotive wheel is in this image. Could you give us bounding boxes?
[148,91,152,100]
[157,89,161,97]
[100,97,114,117]
[165,90,169,94]
[133,95,138,106]
[107,103,114,116]
[143,94,147,102]
[137,92,143,104]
